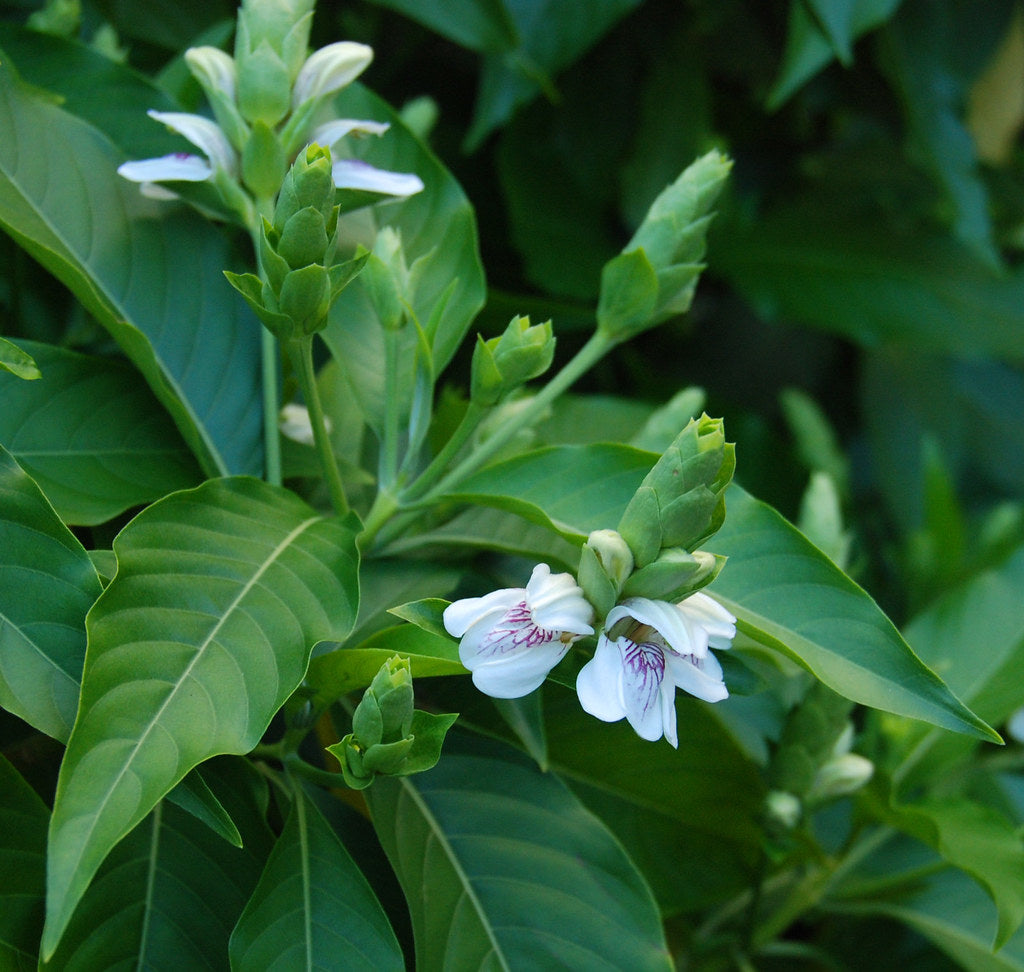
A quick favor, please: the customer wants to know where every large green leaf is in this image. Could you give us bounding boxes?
[895,545,1024,788]
[322,83,485,439]
[44,759,273,970]
[709,486,996,740]
[42,478,360,958]
[542,688,765,914]
[0,340,201,525]
[466,0,643,148]
[0,444,101,742]
[713,205,1024,362]
[229,786,403,971]
[364,0,519,52]
[447,443,656,541]
[885,798,1024,949]
[366,733,672,970]
[0,57,263,477]
[0,755,48,969]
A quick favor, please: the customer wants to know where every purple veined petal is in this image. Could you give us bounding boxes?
[468,637,570,699]
[332,158,424,196]
[610,597,705,658]
[292,41,373,108]
[117,153,213,183]
[312,118,391,149]
[576,636,629,723]
[443,588,522,639]
[146,110,236,174]
[664,646,729,704]
[618,638,669,742]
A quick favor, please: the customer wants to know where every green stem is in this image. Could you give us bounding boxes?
[366,331,615,551]
[288,336,350,517]
[284,754,349,788]
[379,326,402,490]
[261,328,282,486]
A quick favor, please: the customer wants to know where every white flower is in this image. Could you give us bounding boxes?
[576,592,735,747]
[443,563,595,699]
[292,41,373,109]
[279,403,330,445]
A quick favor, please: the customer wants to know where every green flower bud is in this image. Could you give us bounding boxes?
[618,415,735,566]
[360,230,409,331]
[235,0,314,81]
[577,529,634,619]
[275,144,336,231]
[598,151,731,340]
[241,121,287,199]
[325,655,458,790]
[470,315,555,407]
[808,752,874,804]
[278,264,331,335]
[622,548,722,601]
[277,208,331,269]
[763,790,802,833]
[237,39,292,127]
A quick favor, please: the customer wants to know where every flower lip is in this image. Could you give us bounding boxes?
[331,158,424,197]
[146,110,237,175]
[442,563,595,699]
[117,153,214,184]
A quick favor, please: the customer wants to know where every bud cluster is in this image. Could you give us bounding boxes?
[326,656,457,790]
[470,316,556,407]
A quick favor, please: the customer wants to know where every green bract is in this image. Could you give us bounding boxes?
[470,315,555,406]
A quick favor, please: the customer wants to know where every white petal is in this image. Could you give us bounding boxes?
[117,154,213,183]
[312,118,391,149]
[469,638,569,699]
[147,110,236,174]
[185,46,237,102]
[332,158,424,196]
[660,682,679,748]
[613,597,706,658]
[619,639,668,741]
[443,588,522,639]
[576,636,628,723]
[292,41,373,108]
[525,563,595,635]
[678,592,736,649]
[664,648,729,703]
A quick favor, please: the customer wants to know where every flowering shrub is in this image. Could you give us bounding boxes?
[1,0,1022,968]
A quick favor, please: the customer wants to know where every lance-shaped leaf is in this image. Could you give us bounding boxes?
[366,733,673,970]
[42,478,360,958]
[0,444,101,742]
[229,786,403,970]
[0,341,201,525]
[0,336,40,380]
[0,755,48,968]
[0,56,263,477]
[709,486,996,740]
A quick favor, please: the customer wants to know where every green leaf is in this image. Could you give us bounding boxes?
[0,335,40,380]
[448,443,657,541]
[0,340,202,525]
[709,486,997,741]
[768,0,902,109]
[887,798,1024,949]
[0,444,101,742]
[364,0,520,53]
[229,786,403,971]
[466,0,644,148]
[42,478,360,958]
[714,206,1024,362]
[0,57,264,477]
[802,0,858,62]
[307,624,465,704]
[165,768,242,848]
[321,83,485,439]
[895,545,1024,789]
[366,733,673,970]
[540,688,765,914]
[0,755,48,969]
[44,776,272,970]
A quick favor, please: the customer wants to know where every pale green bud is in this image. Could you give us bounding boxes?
[359,229,409,331]
[274,144,336,231]
[808,753,874,803]
[184,46,249,151]
[577,529,634,619]
[235,0,314,80]
[622,548,722,601]
[291,41,373,110]
[470,316,555,407]
[763,790,802,832]
[237,40,292,127]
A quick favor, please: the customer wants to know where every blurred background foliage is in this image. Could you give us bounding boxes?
[5,0,1023,633]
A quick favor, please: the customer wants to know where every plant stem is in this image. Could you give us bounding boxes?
[379,326,402,490]
[403,400,488,502]
[261,328,282,486]
[288,336,350,517]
